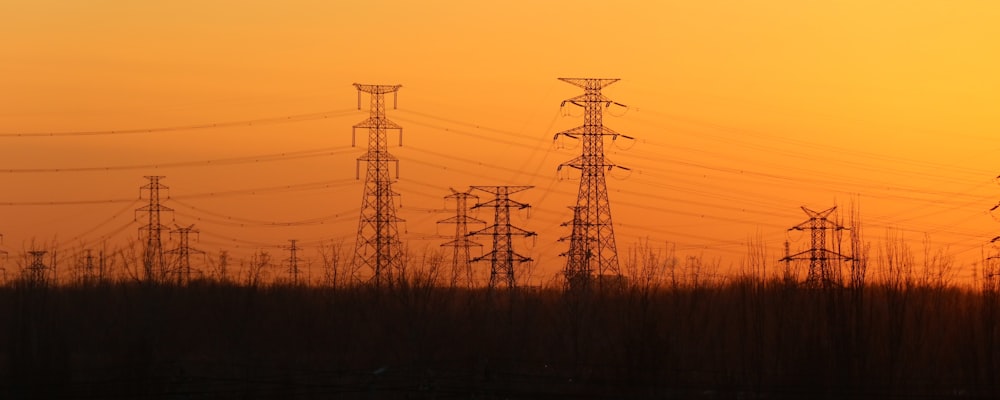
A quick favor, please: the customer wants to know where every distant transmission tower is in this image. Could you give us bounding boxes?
[24,250,49,285]
[555,78,633,288]
[780,206,852,288]
[285,239,304,285]
[0,234,7,284]
[469,186,536,290]
[218,250,230,282]
[167,224,202,285]
[439,188,486,287]
[81,249,97,284]
[136,176,172,283]
[351,83,405,287]
[560,205,590,288]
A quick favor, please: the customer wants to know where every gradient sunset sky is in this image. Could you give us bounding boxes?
[2,1,999,284]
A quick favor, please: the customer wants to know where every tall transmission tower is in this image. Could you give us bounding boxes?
[469,186,536,290]
[780,206,852,288]
[136,176,173,283]
[554,78,633,288]
[285,239,304,285]
[167,224,202,285]
[439,188,486,287]
[351,83,405,287]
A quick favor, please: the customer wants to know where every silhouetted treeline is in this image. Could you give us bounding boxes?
[2,273,1000,399]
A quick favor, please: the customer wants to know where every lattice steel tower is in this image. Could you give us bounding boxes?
[439,188,485,287]
[469,186,536,290]
[285,239,303,285]
[351,83,404,287]
[167,224,202,285]
[555,78,632,286]
[137,176,172,283]
[560,205,590,287]
[781,206,852,288]
[24,250,49,285]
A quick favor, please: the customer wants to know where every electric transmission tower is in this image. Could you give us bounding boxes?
[218,250,230,282]
[136,176,173,283]
[285,239,304,285]
[781,206,852,288]
[80,249,99,285]
[24,250,49,286]
[351,83,405,287]
[0,234,7,284]
[469,186,536,290]
[439,188,486,287]
[167,224,202,285]
[555,78,633,288]
[560,205,590,288]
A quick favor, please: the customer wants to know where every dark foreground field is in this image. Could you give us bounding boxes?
[3,279,1000,399]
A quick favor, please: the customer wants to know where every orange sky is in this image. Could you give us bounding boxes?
[2,1,999,285]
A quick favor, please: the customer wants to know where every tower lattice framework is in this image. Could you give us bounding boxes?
[439,188,485,287]
[137,176,172,283]
[25,250,49,285]
[351,83,404,287]
[555,78,632,286]
[469,186,535,290]
[167,224,202,285]
[781,206,852,288]
[285,239,304,285]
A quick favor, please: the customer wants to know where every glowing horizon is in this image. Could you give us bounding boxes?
[2,1,999,285]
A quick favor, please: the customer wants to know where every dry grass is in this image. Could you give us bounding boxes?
[2,260,999,399]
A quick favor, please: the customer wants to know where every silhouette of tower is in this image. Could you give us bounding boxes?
[285,239,304,285]
[218,250,229,282]
[439,188,486,287]
[781,206,852,288]
[469,186,536,290]
[167,224,202,285]
[136,176,172,283]
[25,250,49,285]
[351,83,404,287]
[82,249,97,284]
[560,205,591,288]
[0,234,7,283]
[555,78,632,287]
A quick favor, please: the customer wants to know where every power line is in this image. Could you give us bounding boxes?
[0,146,355,173]
[171,198,357,227]
[0,109,358,137]
[0,178,357,207]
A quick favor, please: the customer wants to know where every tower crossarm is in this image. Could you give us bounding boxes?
[781,248,852,262]
[558,78,621,90]
[353,83,402,94]
[468,224,537,238]
[553,125,632,141]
